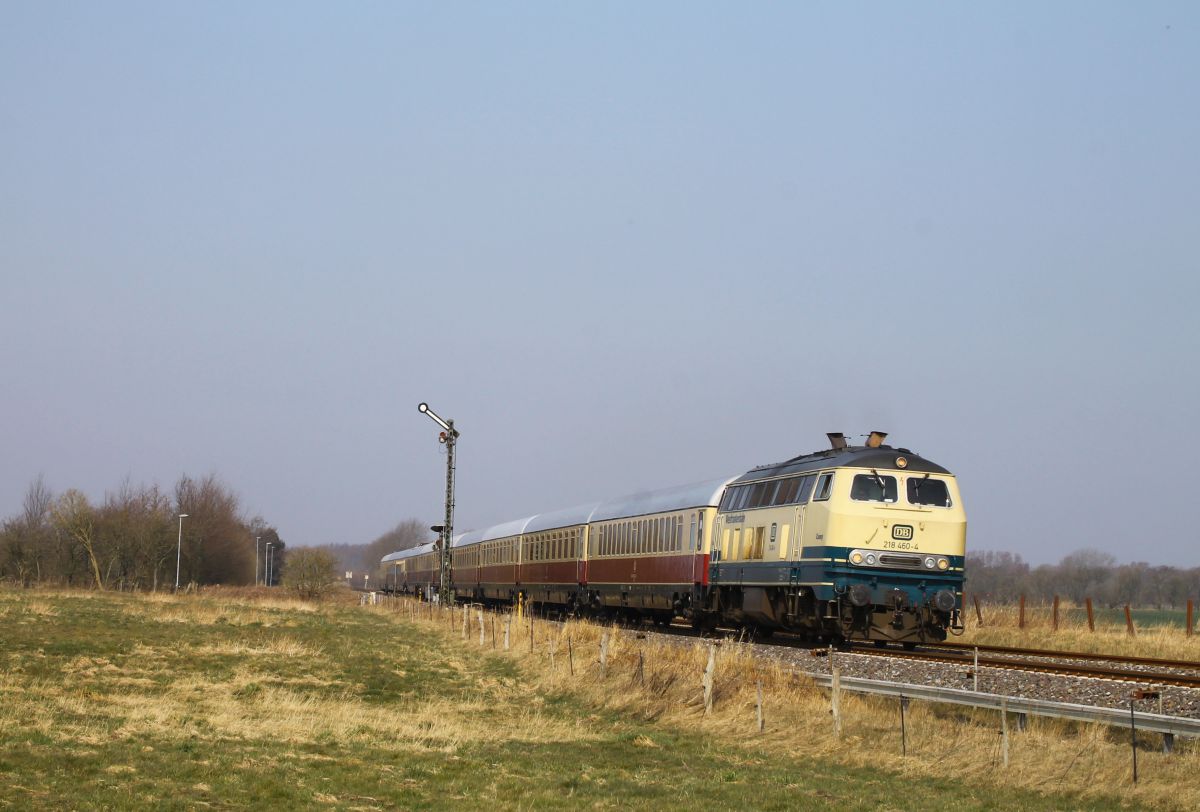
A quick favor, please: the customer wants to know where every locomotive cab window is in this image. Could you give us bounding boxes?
[813,473,834,501]
[907,476,952,507]
[850,473,897,503]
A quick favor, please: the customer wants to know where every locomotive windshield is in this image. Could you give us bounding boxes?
[907,476,952,507]
[850,473,897,503]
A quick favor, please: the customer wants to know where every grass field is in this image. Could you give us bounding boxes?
[960,601,1200,660]
[1,588,1196,810]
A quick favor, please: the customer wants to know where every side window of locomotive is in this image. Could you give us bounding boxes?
[907,477,952,507]
[795,475,815,503]
[773,477,801,505]
[813,473,834,501]
[850,474,898,503]
[732,485,752,511]
[746,481,772,508]
[719,487,738,511]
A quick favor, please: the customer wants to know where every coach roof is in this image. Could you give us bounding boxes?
[481,515,537,542]
[524,502,602,534]
[381,541,436,563]
[590,477,736,523]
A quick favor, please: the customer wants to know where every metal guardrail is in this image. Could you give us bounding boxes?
[806,673,1200,739]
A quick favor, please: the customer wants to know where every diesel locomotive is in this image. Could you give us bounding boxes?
[382,432,966,645]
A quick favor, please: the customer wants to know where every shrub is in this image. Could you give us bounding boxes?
[281,548,339,600]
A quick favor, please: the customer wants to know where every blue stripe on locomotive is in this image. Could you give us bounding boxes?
[710,546,964,608]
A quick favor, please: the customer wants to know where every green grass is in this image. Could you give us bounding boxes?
[1059,607,1190,630]
[0,590,1149,810]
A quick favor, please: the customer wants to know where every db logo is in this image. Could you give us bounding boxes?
[892,525,914,540]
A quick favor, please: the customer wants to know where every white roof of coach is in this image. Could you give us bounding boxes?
[590,477,737,522]
[481,515,537,542]
[381,541,437,563]
[524,502,602,533]
[453,529,485,548]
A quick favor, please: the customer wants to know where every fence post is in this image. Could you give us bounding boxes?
[973,647,979,692]
[600,633,609,678]
[504,615,511,651]
[1052,595,1060,631]
[568,636,575,676]
[637,650,644,686]
[973,595,984,626]
[1086,598,1095,632]
[477,608,485,646]
[1000,698,1010,768]
[1018,594,1026,629]
[899,696,909,757]
[831,666,842,737]
[1125,605,1136,637]
[756,680,764,733]
[1187,600,1194,637]
[1130,700,1139,784]
[702,645,715,714]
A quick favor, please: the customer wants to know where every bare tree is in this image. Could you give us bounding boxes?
[51,489,103,589]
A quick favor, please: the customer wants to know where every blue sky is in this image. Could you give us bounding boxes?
[2,3,1197,564]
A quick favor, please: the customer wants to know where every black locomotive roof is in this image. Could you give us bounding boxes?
[731,445,951,484]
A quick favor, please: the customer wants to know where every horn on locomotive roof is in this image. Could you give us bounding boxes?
[827,432,847,451]
[866,431,888,448]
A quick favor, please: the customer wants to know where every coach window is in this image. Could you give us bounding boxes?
[813,473,834,501]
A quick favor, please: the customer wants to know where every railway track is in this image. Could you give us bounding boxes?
[380,594,1200,690]
[845,640,1200,688]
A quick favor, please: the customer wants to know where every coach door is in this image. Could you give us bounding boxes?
[691,510,706,583]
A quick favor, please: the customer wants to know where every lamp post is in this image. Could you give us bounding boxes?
[417,402,459,605]
[266,543,273,586]
[255,536,261,586]
[174,513,189,591]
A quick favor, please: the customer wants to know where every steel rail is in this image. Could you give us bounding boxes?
[926,640,1200,671]
[845,645,1200,688]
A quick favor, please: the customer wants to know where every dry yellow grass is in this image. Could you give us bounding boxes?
[0,589,602,762]
[959,602,1200,660]
[376,598,1200,811]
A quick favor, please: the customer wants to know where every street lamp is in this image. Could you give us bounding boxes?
[417,402,459,604]
[174,513,189,591]
[255,536,261,586]
[265,543,273,586]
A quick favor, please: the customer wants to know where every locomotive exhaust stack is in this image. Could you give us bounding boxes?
[867,431,888,448]
[826,432,847,450]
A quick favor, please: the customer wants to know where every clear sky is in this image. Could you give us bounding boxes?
[2,3,1197,565]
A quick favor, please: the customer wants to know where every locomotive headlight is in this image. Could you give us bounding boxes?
[850,551,864,565]
[923,556,936,570]
[937,557,950,571]
[865,553,877,566]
